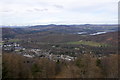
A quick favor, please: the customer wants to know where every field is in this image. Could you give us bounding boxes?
[8,39,21,42]
[67,40,110,47]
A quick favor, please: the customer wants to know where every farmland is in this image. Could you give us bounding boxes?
[67,40,110,47]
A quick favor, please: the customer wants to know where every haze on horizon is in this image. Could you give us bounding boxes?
[0,0,118,26]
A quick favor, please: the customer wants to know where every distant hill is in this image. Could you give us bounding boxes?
[2,24,118,41]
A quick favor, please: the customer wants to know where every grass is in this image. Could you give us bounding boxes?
[8,39,21,42]
[0,41,4,45]
[0,42,2,45]
[67,40,110,47]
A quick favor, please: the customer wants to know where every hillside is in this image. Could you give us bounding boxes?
[2,24,119,78]
[2,24,118,38]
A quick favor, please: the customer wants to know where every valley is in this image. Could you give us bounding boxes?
[1,24,119,78]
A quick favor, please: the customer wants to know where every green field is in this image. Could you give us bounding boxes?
[67,40,109,47]
[0,43,2,45]
[8,39,21,42]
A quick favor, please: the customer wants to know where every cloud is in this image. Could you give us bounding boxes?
[53,5,64,9]
[34,8,48,11]
[0,0,118,26]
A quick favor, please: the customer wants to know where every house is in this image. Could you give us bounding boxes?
[23,54,34,58]
[14,46,22,51]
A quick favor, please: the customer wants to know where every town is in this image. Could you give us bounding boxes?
[2,38,77,62]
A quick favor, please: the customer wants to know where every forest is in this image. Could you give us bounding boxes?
[2,53,119,78]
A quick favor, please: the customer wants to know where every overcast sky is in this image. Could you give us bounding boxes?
[0,0,119,26]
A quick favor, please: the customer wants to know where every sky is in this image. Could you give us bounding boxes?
[0,0,119,26]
